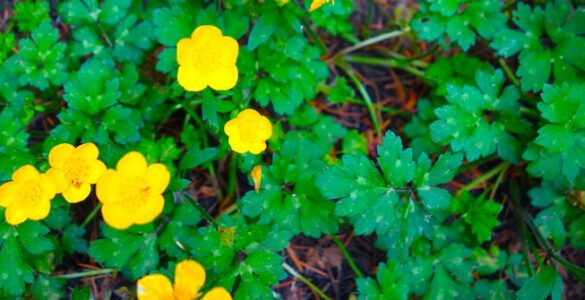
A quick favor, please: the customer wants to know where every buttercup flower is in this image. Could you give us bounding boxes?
[177,25,239,92]
[224,109,272,154]
[46,143,106,203]
[310,0,333,11]
[0,165,56,225]
[137,259,232,300]
[96,152,170,230]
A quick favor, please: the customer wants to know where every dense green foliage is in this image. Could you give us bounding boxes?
[0,0,584,299]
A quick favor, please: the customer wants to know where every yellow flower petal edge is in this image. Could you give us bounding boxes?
[46,142,106,203]
[0,165,56,225]
[176,25,239,92]
[136,259,232,300]
[96,151,170,230]
[309,0,333,11]
[224,109,272,155]
[251,165,262,193]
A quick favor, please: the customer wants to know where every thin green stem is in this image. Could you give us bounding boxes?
[282,263,332,300]
[336,60,382,137]
[81,203,102,228]
[331,235,364,278]
[509,182,535,276]
[343,55,430,80]
[498,58,520,87]
[55,268,116,279]
[301,18,327,53]
[177,191,220,230]
[457,162,510,196]
[340,29,409,55]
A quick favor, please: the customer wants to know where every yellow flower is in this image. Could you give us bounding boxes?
[251,165,262,193]
[309,0,333,11]
[137,259,232,300]
[177,25,239,92]
[0,165,56,225]
[224,109,272,154]
[96,152,170,230]
[46,143,106,203]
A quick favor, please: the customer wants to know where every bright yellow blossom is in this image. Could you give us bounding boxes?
[224,109,272,154]
[46,143,106,203]
[137,259,232,300]
[96,152,170,230]
[177,25,239,92]
[310,0,333,11]
[0,165,56,225]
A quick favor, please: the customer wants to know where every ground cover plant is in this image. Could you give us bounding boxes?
[1,0,585,299]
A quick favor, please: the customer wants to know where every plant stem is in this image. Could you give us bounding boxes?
[498,58,520,87]
[509,182,535,276]
[301,18,327,53]
[340,28,408,55]
[282,262,332,300]
[335,60,382,137]
[177,191,220,230]
[331,235,364,278]
[457,162,510,196]
[55,268,116,279]
[81,203,102,228]
[343,55,430,80]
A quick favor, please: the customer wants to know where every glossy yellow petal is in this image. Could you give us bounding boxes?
[208,65,238,91]
[5,204,27,225]
[146,164,170,194]
[96,170,122,204]
[251,165,262,193]
[117,152,148,178]
[218,36,239,65]
[0,182,18,207]
[248,141,267,155]
[12,165,40,183]
[102,203,134,230]
[39,174,57,200]
[178,65,208,92]
[224,118,240,137]
[45,168,68,193]
[174,260,206,300]
[256,116,273,140]
[62,183,91,203]
[27,199,51,221]
[133,194,165,225]
[191,25,222,42]
[309,0,330,11]
[137,274,174,300]
[177,38,195,66]
[228,136,248,154]
[87,160,107,183]
[237,109,260,120]
[75,143,100,160]
[201,287,233,300]
[48,143,75,168]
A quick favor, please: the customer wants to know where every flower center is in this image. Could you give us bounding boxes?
[17,181,43,208]
[239,123,258,143]
[190,43,221,74]
[120,177,151,211]
[63,157,90,188]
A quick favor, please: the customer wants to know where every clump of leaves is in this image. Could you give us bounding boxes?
[430,69,531,163]
[411,0,506,50]
[451,192,503,243]
[523,83,585,184]
[491,1,585,92]
[317,131,462,258]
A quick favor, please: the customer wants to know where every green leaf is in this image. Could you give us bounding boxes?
[516,267,562,300]
[8,22,68,90]
[180,147,219,170]
[29,275,65,300]
[241,133,337,237]
[62,224,88,254]
[247,12,277,51]
[202,89,218,128]
[451,192,502,243]
[14,0,50,32]
[357,261,409,300]
[16,222,54,255]
[342,130,368,155]
[88,224,159,280]
[101,105,144,144]
[0,232,34,296]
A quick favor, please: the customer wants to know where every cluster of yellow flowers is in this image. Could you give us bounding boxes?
[0,143,170,229]
[137,259,231,300]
